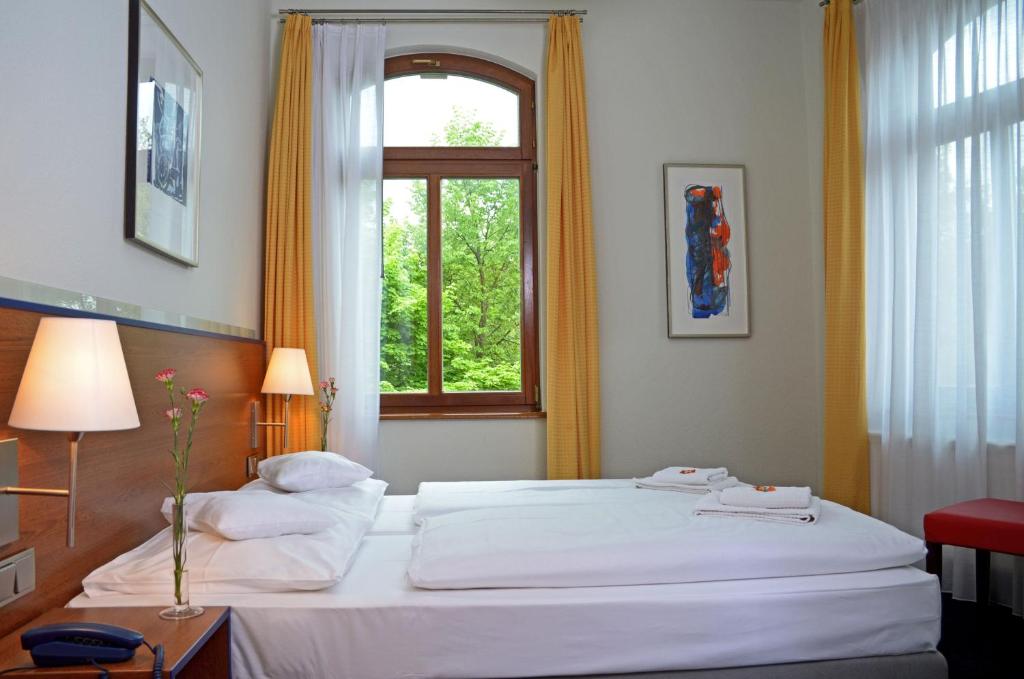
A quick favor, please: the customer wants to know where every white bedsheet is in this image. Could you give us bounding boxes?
[409,494,926,589]
[413,478,643,524]
[68,534,940,679]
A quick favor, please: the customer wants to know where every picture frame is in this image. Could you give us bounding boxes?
[663,163,750,338]
[124,0,203,267]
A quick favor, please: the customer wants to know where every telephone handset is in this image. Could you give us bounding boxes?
[19,622,164,678]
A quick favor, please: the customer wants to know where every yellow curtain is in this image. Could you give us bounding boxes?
[823,0,869,512]
[545,16,601,480]
[263,15,319,455]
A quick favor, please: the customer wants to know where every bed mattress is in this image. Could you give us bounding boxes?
[70,531,941,679]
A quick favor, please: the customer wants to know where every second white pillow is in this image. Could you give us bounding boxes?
[161,491,343,541]
[258,450,373,492]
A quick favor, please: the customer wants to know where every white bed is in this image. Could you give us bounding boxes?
[69,491,942,679]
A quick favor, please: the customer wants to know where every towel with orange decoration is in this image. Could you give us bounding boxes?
[695,490,820,525]
[633,476,745,495]
[720,485,812,510]
[649,466,728,485]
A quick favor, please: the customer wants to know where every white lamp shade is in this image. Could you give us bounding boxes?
[261,347,314,395]
[8,317,140,432]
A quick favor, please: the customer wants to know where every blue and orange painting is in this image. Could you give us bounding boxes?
[683,184,732,318]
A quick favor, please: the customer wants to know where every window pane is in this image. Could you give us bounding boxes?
[441,178,522,392]
[931,0,1022,108]
[384,74,519,147]
[381,179,428,393]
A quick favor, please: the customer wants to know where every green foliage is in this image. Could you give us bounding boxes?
[380,193,428,392]
[380,112,522,393]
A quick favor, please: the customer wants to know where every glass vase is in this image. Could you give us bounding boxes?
[159,499,204,620]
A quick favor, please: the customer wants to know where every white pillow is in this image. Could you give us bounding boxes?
[258,451,372,492]
[160,491,342,541]
[84,480,388,597]
[83,515,373,596]
[240,478,389,520]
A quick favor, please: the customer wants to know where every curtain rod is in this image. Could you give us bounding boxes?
[818,0,863,6]
[278,8,587,23]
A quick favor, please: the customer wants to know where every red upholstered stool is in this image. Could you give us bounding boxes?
[924,498,1024,607]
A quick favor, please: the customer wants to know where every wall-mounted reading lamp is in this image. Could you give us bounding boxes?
[1,318,140,548]
[250,348,314,450]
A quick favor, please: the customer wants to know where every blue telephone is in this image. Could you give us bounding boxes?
[18,622,164,677]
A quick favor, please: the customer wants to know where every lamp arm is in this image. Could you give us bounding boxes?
[0,432,82,548]
[67,432,83,548]
[250,395,295,450]
[0,487,70,497]
[283,395,291,449]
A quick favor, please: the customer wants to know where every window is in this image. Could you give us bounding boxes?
[927,0,1023,443]
[864,0,1023,446]
[380,53,539,417]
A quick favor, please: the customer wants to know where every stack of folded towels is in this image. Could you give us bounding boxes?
[633,466,744,494]
[694,484,820,525]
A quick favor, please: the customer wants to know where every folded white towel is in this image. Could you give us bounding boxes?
[650,466,728,485]
[634,476,746,495]
[719,485,812,509]
[695,491,821,525]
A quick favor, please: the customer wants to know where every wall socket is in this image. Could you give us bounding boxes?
[246,454,260,479]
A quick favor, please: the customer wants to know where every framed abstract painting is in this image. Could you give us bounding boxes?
[663,163,750,337]
[124,0,203,267]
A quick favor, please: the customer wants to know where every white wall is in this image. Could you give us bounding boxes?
[0,0,270,332]
[586,0,823,492]
[269,0,825,494]
[799,0,826,485]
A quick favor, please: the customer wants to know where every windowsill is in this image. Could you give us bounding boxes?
[380,410,546,421]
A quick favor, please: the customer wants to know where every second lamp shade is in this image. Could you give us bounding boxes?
[261,348,314,395]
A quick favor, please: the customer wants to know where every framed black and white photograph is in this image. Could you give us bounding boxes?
[125,0,202,266]
[663,164,750,338]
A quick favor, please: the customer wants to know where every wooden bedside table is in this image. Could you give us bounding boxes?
[0,607,230,678]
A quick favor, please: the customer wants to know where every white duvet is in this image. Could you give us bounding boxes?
[413,478,640,524]
[83,479,387,596]
[408,493,926,589]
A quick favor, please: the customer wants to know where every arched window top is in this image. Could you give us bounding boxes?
[384,53,535,156]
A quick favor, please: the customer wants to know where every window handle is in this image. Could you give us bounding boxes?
[412,58,441,67]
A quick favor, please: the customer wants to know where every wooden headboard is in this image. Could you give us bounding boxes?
[0,305,264,635]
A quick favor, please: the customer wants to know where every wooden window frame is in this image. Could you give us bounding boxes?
[381,53,540,418]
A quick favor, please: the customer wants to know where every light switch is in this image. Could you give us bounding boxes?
[14,549,34,594]
[0,563,14,602]
[0,548,34,608]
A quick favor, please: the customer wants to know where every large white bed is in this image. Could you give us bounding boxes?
[69,489,944,679]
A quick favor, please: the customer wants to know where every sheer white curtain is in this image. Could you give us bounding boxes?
[860,0,1023,611]
[311,23,386,470]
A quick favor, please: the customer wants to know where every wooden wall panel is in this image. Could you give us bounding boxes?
[0,306,263,635]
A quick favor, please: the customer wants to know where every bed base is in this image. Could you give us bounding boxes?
[540,651,947,679]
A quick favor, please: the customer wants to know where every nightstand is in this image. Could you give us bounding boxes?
[0,606,230,678]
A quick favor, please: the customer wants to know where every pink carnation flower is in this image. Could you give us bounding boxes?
[319,380,330,390]
[155,368,176,383]
[185,388,209,403]
[165,407,182,420]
